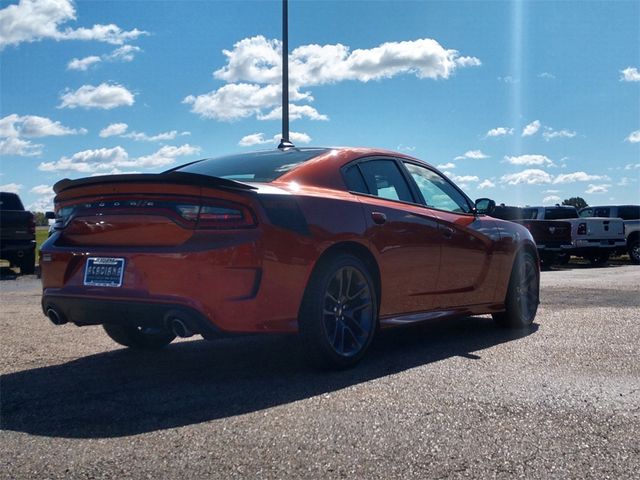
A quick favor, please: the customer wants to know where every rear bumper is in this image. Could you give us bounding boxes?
[536,243,573,252]
[572,239,626,252]
[41,295,225,339]
[0,240,35,261]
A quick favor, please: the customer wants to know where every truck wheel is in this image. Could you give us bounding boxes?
[19,251,35,275]
[103,324,175,349]
[587,252,609,266]
[628,238,640,264]
[493,251,539,328]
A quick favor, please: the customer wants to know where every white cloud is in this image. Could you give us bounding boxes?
[477,179,495,190]
[123,130,179,142]
[257,104,328,121]
[106,45,141,62]
[625,130,640,143]
[504,154,554,167]
[500,169,553,185]
[0,114,85,137]
[99,122,128,138]
[28,184,55,211]
[450,174,479,183]
[538,72,556,79]
[0,137,43,156]
[67,55,101,71]
[239,133,269,147]
[497,76,518,84]
[585,184,611,194]
[239,131,311,147]
[485,127,513,138]
[0,0,147,50]
[0,182,23,193]
[30,184,54,195]
[59,83,135,110]
[186,35,480,122]
[553,172,608,184]
[38,144,200,172]
[436,162,456,170]
[543,195,561,205]
[522,120,541,137]
[543,128,576,141]
[131,144,201,168]
[543,189,561,194]
[67,45,142,71]
[624,163,640,170]
[620,67,640,82]
[454,150,489,161]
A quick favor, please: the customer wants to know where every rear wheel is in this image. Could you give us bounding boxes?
[587,251,609,266]
[103,324,176,349]
[493,251,539,328]
[628,238,640,264]
[299,254,377,369]
[19,251,35,275]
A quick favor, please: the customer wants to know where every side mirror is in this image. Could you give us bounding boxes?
[45,211,56,219]
[475,198,496,215]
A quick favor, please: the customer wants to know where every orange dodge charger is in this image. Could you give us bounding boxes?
[40,147,539,368]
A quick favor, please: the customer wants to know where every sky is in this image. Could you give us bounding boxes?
[1,0,639,212]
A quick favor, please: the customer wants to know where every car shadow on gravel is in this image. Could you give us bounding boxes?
[1,317,537,439]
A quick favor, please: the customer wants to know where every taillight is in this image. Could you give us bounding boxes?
[176,203,255,229]
[577,222,587,235]
[523,222,531,231]
[28,215,36,235]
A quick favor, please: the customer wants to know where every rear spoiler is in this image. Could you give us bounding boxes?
[53,171,257,194]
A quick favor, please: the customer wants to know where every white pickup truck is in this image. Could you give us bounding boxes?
[521,205,625,264]
[579,205,640,264]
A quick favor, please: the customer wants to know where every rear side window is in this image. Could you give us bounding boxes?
[544,207,578,219]
[593,207,610,217]
[521,208,539,219]
[343,165,369,194]
[579,208,593,217]
[618,206,640,220]
[357,160,414,203]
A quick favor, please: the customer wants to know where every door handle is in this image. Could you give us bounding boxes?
[371,212,387,225]
[442,226,454,239]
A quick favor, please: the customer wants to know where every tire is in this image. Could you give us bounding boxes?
[492,251,539,329]
[19,251,35,275]
[299,254,378,369]
[587,251,609,266]
[628,238,640,264]
[103,323,176,350]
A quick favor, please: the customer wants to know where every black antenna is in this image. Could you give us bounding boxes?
[278,0,294,149]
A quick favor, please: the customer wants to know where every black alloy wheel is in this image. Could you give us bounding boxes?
[493,251,540,328]
[299,254,377,369]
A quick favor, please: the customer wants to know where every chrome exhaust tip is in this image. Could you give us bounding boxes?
[46,308,66,325]
[170,318,193,338]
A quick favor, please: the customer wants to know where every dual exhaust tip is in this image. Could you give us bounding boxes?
[45,306,197,338]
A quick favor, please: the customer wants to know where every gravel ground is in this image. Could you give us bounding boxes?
[1,264,639,479]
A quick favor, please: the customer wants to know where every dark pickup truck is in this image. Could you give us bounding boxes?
[0,192,36,274]
[490,205,573,265]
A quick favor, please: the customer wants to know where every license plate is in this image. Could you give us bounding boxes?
[84,257,125,287]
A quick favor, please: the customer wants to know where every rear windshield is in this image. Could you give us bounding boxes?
[544,207,579,219]
[170,148,329,182]
[0,192,24,210]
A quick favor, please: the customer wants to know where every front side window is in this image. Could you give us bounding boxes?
[403,162,472,213]
[579,208,593,217]
[356,160,414,203]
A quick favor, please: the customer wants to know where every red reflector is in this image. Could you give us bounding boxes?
[198,205,253,228]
